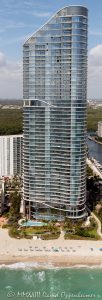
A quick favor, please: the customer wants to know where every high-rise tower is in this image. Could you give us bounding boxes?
[23,6,88,219]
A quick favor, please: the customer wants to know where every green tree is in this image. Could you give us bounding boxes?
[9,191,21,222]
[87,165,93,177]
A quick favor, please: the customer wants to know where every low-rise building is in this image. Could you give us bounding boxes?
[98,121,102,138]
[0,179,4,213]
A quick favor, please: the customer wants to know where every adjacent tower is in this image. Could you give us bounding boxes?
[0,135,23,176]
[23,6,88,219]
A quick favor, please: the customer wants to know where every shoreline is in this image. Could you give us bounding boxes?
[88,135,102,145]
[1,255,102,268]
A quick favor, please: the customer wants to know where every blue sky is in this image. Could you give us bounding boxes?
[0,0,102,98]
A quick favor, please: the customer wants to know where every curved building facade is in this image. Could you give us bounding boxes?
[23,6,88,219]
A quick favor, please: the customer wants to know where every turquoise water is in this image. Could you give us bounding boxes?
[21,221,47,227]
[0,265,102,299]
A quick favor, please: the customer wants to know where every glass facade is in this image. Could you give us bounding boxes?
[23,6,88,219]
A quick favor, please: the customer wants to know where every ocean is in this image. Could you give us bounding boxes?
[0,264,102,300]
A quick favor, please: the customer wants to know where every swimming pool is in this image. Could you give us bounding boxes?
[21,221,47,227]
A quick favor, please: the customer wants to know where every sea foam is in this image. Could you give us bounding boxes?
[0,262,102,270]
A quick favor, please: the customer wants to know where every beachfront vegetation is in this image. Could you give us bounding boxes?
[40,232,60,240]
[94,207,102,227]
[8,190,21,223]
[97,207,102,221]
[9,226,19,238]
[8,221,60,239]
[7,215,100,240]
[86,176,101,211]
[1,176,22,237]
[3,176,22,221]
[64,217,99,240]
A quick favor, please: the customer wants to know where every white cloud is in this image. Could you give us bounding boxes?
[89,30,102,37]
[24,1,35,6]
[0,52,6,67]
[90,44,102,61]
[0,52,22,98]
[0,20,27,33]
[88,45,102,98]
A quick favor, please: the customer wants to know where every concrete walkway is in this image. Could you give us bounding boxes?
[87,158,102,179]
[91,212,102,238]
[59,230,64,241]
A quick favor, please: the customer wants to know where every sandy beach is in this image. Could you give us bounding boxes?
[0,228,102,267]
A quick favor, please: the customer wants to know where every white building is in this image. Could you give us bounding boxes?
[0,135,23,177]
[98,122,102,138]
[0,179,4,213]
